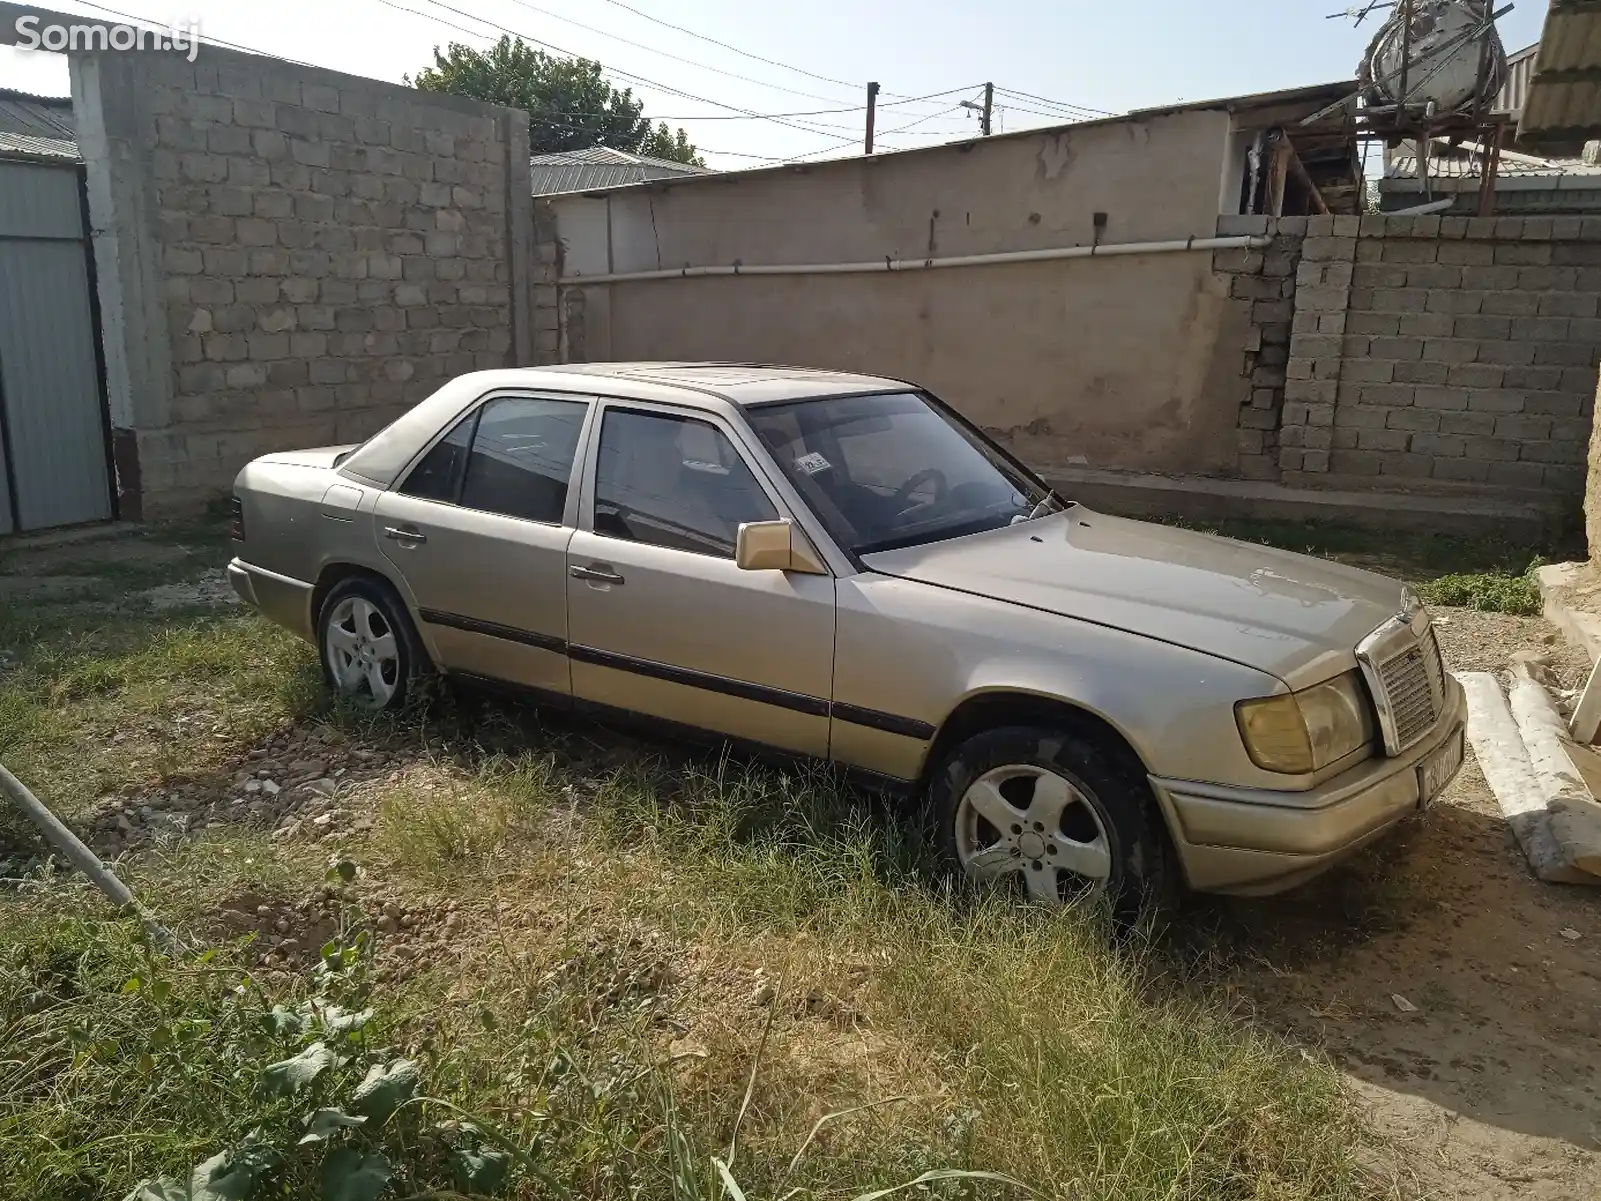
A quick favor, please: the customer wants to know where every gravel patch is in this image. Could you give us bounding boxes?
[139,572,240,610]
[1431,605,1590,688]
[77,726,406,860]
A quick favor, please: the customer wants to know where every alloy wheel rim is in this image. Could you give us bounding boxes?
[954,764,1112,905]
[324,597,400,709]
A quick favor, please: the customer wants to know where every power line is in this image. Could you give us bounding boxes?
[63,0,315,66]
[381,0,936,147]
[993,86,1115,119]
[500,0,847,107]
[877,104,968,136]
[584,0,862,96]
[573,0,966,115]
[993,100,1098,125]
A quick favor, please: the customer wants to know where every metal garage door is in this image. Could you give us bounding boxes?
[0,158,111,534]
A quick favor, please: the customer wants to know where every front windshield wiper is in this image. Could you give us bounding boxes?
[1008,490,1071,525]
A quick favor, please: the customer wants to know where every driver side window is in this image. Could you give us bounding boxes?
[592,409,778,558]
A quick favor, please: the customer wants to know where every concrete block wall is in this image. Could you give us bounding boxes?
[1215,215,1309,479]
[532,198,559,365]
[1279,214,1601,502]
[74,45,532,516]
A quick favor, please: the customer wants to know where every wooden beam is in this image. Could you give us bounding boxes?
[1571,659,1601,744]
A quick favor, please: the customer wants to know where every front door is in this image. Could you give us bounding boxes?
[565,403,836,758]
[375,393,592,696]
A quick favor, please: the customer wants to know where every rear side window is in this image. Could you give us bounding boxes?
[592,409,778,557]
[459,397,588,524]
[399,412,476,502]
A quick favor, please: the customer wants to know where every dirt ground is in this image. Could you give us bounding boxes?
[1203,608,1601,1200]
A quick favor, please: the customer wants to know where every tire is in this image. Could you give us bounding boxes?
[315,577,425,711]
[931,724,1172,921]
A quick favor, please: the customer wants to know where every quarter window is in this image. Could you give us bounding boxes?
[459,397,588,523]
[592,410,778,558]
[399,411,475,503]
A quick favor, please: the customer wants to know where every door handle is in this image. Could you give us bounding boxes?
[570,563,624,585]
[383,526,427,545]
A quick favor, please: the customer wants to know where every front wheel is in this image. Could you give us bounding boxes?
[316,578,423,711]
[931,725,1172,920]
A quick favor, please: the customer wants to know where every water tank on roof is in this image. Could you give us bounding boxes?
[1359,0,1506,117]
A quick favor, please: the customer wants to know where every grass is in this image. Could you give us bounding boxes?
[0,521,1391,1200]
[0,524,321,824]
[0,761,1372,1201]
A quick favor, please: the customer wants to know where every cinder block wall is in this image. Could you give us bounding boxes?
[1211,216,1309,480]
[73,46,532,517]
[1272,214,1601,502]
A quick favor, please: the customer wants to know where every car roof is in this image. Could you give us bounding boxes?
[335,363,911,489]
[465,362,910,408]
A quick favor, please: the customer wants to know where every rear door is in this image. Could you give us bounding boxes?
[374,392,594,697]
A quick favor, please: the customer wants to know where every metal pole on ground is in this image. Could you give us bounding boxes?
[0,760,178,953]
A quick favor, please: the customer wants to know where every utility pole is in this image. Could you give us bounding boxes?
[865,81,879,154]
[961,84,996,136]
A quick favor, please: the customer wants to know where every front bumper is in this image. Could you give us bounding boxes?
[228,558,315,642]
[1150,677,1467,895]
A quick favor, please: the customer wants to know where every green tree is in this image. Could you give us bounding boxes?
[639,122,705,167]
[411,36,702,164]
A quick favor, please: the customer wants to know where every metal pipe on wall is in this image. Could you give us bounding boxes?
[558,234,1275,287]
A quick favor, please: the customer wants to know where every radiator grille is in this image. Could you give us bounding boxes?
[1377,630,1445,750]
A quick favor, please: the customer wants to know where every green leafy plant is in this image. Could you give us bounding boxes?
[1418,558,1545,616]
[120,923,509,1201]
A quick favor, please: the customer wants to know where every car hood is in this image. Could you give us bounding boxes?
[254,445,359,469]
[861,508,1409,688]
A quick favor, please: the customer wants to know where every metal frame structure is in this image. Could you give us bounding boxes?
[1311,1,1515,215]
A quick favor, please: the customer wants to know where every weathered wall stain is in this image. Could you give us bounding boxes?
[1037,133,1074,181]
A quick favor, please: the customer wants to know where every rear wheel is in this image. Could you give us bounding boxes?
[316,578,423,711]
[932,724,1171,920]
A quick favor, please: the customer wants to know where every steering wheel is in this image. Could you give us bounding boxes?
[889,468,948,515]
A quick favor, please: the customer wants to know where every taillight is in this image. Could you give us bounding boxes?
[230,496,246,542]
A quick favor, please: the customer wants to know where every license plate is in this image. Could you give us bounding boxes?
[1417,727,1465,808]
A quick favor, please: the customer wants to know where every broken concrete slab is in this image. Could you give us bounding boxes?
[1507,663,1601,884]
[1535,561,1601,667]
[1459,671,1593,885]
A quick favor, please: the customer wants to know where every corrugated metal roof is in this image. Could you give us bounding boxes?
[530,145,712,195]
[1497,41,1541,114]
[1388,147,1601,179]
[0,90,75,141]
[0,132,79,161]
[0,91,78,161]
[1518,1,1601,151]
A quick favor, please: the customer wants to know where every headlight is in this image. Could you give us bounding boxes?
[1235,670,1375,774]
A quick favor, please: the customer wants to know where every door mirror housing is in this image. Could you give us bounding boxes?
[735,520,826,574]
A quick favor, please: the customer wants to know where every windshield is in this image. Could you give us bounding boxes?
[746,390,1065,555]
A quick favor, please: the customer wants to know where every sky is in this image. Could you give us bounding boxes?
[0,0,1549,169]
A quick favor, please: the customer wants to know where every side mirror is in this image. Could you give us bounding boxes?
[735,520,826,574]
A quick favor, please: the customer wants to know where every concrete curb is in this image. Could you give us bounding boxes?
[1458,671,1592,884]
[1508,663,1601,881]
